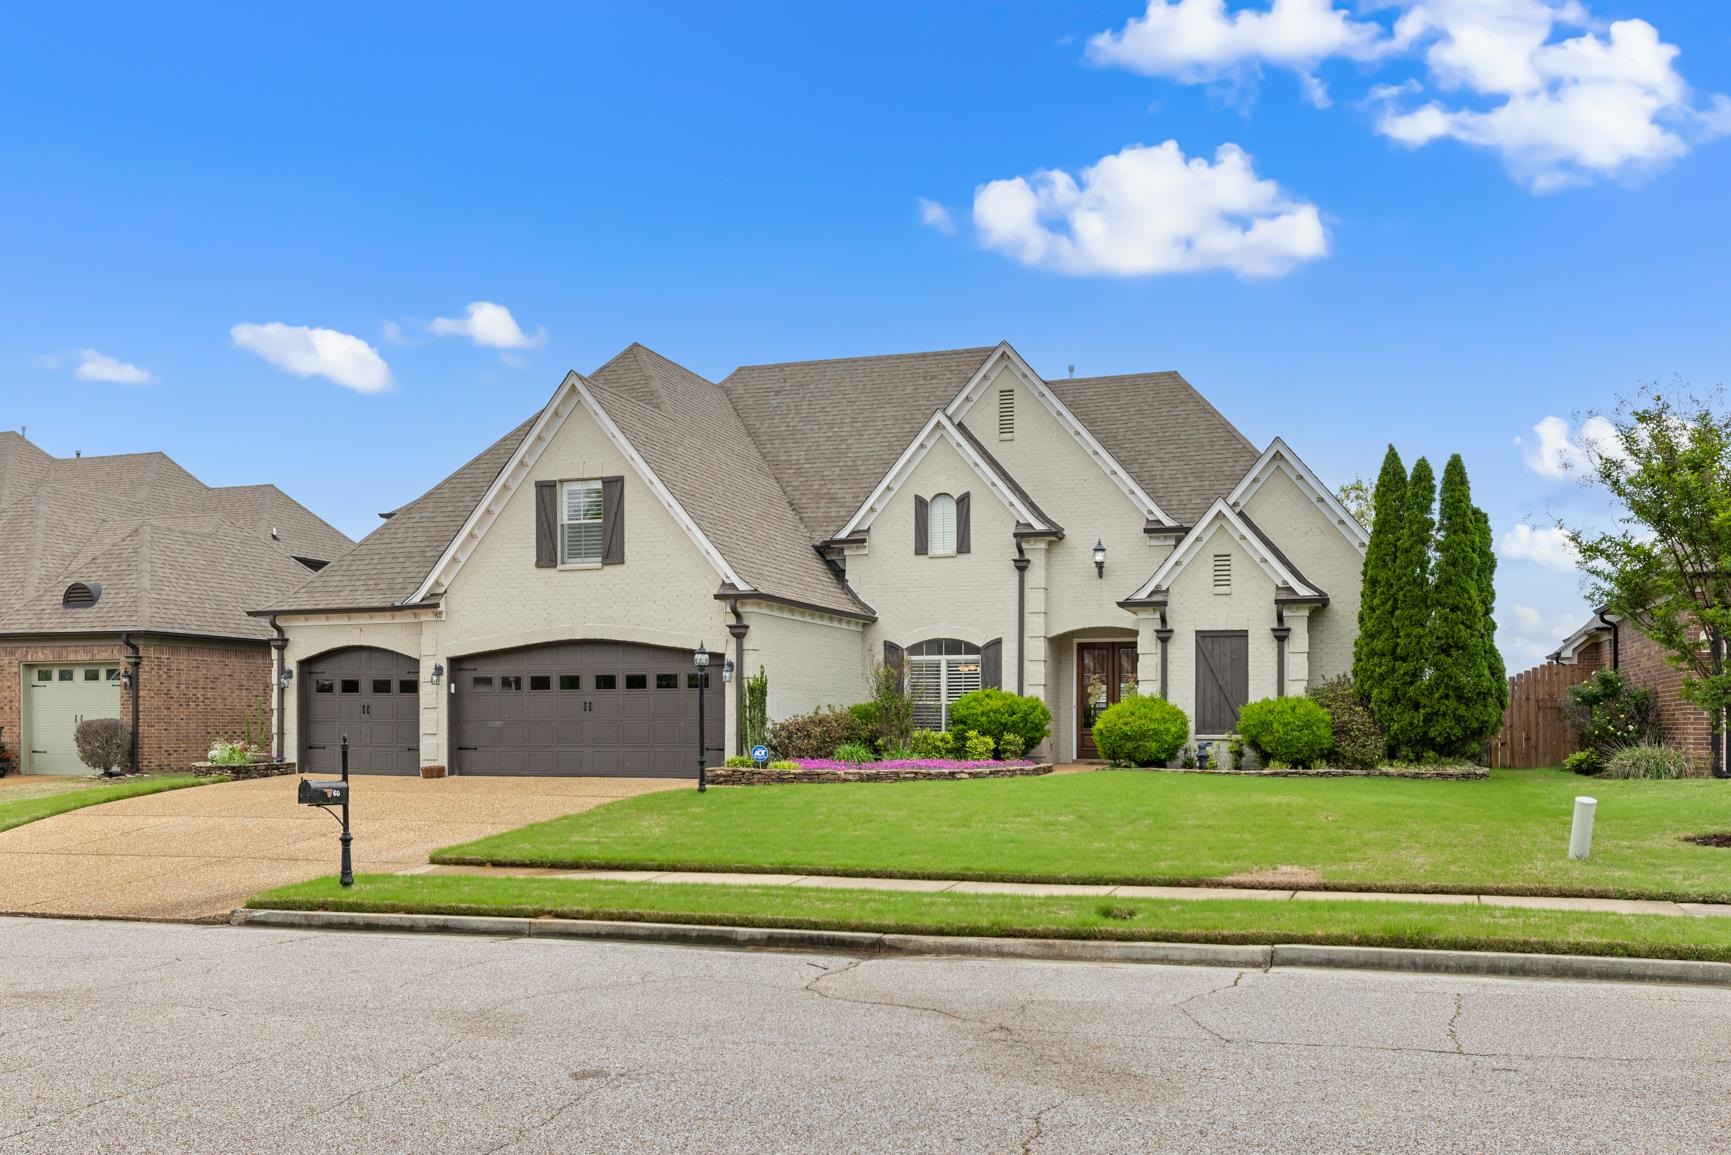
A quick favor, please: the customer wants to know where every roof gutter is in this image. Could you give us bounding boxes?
[714,588,877,624]
[246,600,443,618]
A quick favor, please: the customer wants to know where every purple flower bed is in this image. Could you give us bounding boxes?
[792,758,1038,772]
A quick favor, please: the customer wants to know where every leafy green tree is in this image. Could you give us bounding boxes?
[1354,446,1407,732]
[1387,457,1436,757]
[1566,390,1731,777]
[1336,476,1375,529]
[1474,506,1508,732]
[1424,456,1494,755]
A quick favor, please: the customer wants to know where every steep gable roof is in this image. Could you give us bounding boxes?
[1124,499,1325,606]
[1228,436,1369,551]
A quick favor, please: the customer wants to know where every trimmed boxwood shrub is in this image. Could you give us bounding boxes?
[1236,696,1333,768]
[1306,675,1385,771]
[1092,694,1189,767]
[947,689,1051,757]
[909,729,954,759]
[767,708,869,760]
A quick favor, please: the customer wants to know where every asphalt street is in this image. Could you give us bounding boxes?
[1,916,1728,1153]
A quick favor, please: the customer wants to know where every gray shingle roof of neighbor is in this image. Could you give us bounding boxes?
[0,432,355,640]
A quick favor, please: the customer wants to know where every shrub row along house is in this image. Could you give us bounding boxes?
[264,341,1366,775]
[0,432,351,774]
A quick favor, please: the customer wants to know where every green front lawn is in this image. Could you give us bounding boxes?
[0,774,209,835]
[251,874,1731,962]
[436,768,1731,901]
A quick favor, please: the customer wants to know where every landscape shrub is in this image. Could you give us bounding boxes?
[1092,695,1189,767]
[947,689,1050,757]
[75,718,127,774]
[998,733,1026,759]
[1563,669,1661,757]
[1563,749,1604,776]
[767,708,869,760]
[1604,743,1697,780]
[832,742,877,764]
[768,761,800,771]
[909,729,955,759]
[724,755,756,768]
[1236,697,1333,769]
[205,739,254,767]
[960,731,996,761]
[1307,675,1386,771]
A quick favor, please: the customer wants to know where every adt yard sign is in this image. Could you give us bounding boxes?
[751,744,770,766]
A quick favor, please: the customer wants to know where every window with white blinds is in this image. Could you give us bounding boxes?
[907,638,981,729]
[561,480,604,564]
[928,493,957,556]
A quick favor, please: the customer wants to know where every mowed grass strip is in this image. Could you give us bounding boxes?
[251,874,1731,963]
[433,768,1731,902]
[0,774,209,835]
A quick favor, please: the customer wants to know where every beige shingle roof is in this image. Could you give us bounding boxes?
[0,433,354,640]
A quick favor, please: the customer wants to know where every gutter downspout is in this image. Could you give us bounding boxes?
[1596,611,1620,670]
[120,633,141,775]
[1013,548,1031,695]
[728,606,749,757]
[268,614,288,762]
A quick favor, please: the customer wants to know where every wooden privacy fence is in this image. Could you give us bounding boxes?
[1489,663,1590,769]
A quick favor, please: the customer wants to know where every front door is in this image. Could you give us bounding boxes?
[1077,642,1137,759]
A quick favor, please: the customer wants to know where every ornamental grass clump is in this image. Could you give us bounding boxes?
[1236,697,1333,769]
[1092,694,1188,767]
[1605,744,1697,780]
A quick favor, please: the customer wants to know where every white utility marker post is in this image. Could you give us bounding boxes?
[1569,796,1598,860]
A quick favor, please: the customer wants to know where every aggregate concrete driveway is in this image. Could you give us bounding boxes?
[4,916,1731,1153]
[0,774,682,922]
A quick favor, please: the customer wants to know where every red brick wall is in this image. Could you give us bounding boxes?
[0,635,272,775]
[1615,626,1718,771]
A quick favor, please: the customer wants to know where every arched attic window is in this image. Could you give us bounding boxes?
[907,638,980,729]
[62,581,101,609]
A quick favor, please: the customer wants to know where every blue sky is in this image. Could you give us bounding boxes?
[3,2,1728,666]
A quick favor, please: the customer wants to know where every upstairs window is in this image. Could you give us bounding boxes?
[928,494,958,556]
[907,638,981,729]
[561,480,604,565]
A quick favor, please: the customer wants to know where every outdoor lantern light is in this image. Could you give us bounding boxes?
[722,658,735,683]
[278,667,294,688]
[694,643,710,671]
[430,662,444,686]
[693,643,712,793]
[1093,539,1107,579]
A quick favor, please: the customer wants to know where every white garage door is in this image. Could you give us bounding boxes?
[24,664,124,775]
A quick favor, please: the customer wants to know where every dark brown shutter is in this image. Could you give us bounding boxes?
[980,637,1002,689]
[534,481,557,567]
[956,492,971,554]
[883,641,905,692]
[601,476,625,565]
[914,495,928,555]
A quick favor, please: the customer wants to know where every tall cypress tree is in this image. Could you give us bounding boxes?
[1425,456,1491,755]
[1474,506,1509,735]
[1388,457,1436,757]
[1353,445,1407,727]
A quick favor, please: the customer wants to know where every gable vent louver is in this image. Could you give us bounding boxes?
[63,581,101,609]
[997,388,1014,441]
[1212,554,1231,593]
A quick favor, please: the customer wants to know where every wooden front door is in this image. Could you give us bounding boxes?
[1077,642,1138,759]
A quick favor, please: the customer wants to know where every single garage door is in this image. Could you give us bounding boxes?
[453,641,721,777]
[301,648,420,775]
[23,664,123,775]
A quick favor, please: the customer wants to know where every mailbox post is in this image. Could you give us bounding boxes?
[297,733,354,887]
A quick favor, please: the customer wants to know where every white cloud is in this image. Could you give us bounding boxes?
[1498,601,1586,668]
[429,301,546,350]
[916,197,955,234]
[230,322,392,394]
[1375,6,1727,191]
[1500,523,1578,572]
[74,349,152,385]
[972,140,1327,278]
[1088,0,1390,107]
[1517,414,1624,478]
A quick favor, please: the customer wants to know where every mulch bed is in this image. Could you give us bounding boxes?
[1684,833,1731,848]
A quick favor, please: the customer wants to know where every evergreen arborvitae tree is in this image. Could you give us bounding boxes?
[1388,457,1436,757]
[1353,445,1407,727]
[1474,506,1509,733]
[1425,456,1492,755]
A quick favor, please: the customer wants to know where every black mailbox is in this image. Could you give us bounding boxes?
[298,779,349,807]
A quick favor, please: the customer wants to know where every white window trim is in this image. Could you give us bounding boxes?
[559,479,605,566]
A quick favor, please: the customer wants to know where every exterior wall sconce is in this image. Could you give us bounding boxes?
[430,662,445,686]
[278,667,294,688]
[722,658,736,683]
[1093,539,1107,579]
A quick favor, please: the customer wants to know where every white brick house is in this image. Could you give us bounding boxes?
[260,341,1364,774]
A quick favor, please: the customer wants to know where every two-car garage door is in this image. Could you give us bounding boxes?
[453,641,719,777]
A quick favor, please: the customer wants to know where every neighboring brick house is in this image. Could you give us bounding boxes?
[1550,613,1722,771]
[263,341,1365,776]
[0,433,351,775]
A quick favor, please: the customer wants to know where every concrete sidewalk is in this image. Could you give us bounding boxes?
[401,862,1731,919]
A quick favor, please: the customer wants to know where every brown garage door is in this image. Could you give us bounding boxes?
[452,641,721,777]
[301,648,421,775]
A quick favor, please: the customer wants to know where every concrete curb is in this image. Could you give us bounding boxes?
[230,908,1731,986]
